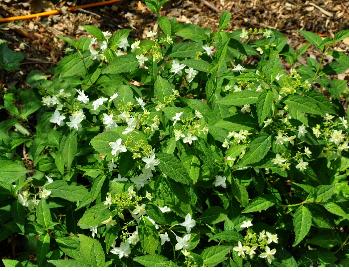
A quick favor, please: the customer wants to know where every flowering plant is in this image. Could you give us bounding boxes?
[0,12,348,267]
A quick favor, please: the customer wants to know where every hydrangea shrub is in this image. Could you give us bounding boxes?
[1,12,349,267]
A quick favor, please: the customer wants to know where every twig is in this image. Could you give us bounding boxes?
[201,0,220,13]
[76,8,102,18]
[308,2,333,17]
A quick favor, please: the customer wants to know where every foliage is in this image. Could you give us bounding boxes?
[0,13,349,267]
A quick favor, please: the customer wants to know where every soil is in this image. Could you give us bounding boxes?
[0,0,349,84]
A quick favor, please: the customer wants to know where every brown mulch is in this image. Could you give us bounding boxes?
[0,0,348,82]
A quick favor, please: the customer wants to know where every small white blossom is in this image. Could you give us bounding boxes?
[146,30,157,39]
[159,206,171,213]
[330,130,345,145]
[170,60,186,75]
[256,47,263,54]
[245,246,257,258]
[180,213,196,233]
[136,97,146,109]
[45,176,54,184]
[131,168,153,189]
[122,117,137,134]
[92,97,108,111]
[104,193,112,207]
[131,204,146,220]
[241,104,251,113]
[272,154,287,166]
[142,153,160,171]
[240,220,253,229]
[136,54,148,68]
[131,40,140,52]
[109,138,127,156]
[203,45,214,56]
[67,110,85,130]
[263,118,273,127]
[275,73,283,81]
[185,67,198,83]
[76,89,89,104]
[298,125,307,137]
[183,133,198,145]
[339,117,348,129]
[18,191,29,207]
[172,112,183,125]
[160,232,170,245]
[259,246,276,264]
[296,159,308,171]
[174,129,185,141]
[103,113,117,129]
[90,226,98,238]
[127,230,139,245]
[109,93,119,102]
[195,110,203,119]
[102,31,112,40]
[232,64,245,72]
[304,147,312,158]
[89,38,99,59]
[110,242,131,259]
[42,96,59,107]
[39,188,51,199]
[240,29,249,40]
[324,114,334,121]
[118,37,129,51]
[233,241,246,257]
[263,29,273,38]
[214,175,227,188]
[175,234,191,250]
[100,41,108,51]
[50,110,65,126]
[312,125,321,138]
[266,232,278,244]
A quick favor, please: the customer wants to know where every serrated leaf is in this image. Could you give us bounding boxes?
[83,25,104,41]
[175,24,209,41]
[257,90,274,125]
[181,59,211,73]
[139,217,160,255]
[0,159,27,184]
[210,230,243,242]
[170,42,202,58]
[201,245,232,267]
[157,153,191,185]
[133,255,177,267]
[217,90,259,106]
[323,202,348,219]
[293,206,312,246]
[37,233,50,265]
[78,204,111,229]
[103,54,138,74]
[201,206,227,224]
[242,195,275,213]
[300,30,324,50]
[62,132,77,172]
[46,180,89,203]
[36,200,53,229]
[284,94,327,116]
[79,234,105,266]
[154,76,173,102]
[158,16,172,36]
[238,135,271,167]
[219,11,231,31]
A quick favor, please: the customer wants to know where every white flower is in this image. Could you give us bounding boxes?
[185,67,198,83]
[108,161,117,172]
[132,204,146,220]
[272,154,287,166]
[118,37,129,50]
[142,153,160,171]
[146,30,157,39]
[324,113,334,121]
[76,89,89,104]
[298,125,307,137]
[259,230,267,241]
[42,96,59,107]
[131,40,140,52]
[245,246,257,258]
[146,216,159,229]
[241,104,251,113]
[214,175,227,188]
[256,47,263,54]
[45,176,54,184]
[67,110,85,130]
[233,241,246,257]
[92,97,108,111]
[122,117,137,134]
[203,45,214,56]
[90,226,98,238]
[330,130,345,145]
[240,29,249,39]
[39,188,51,199]
[263,118,273,127]
[232,64,245,72]
[104,193,113,207]
[160,232,170,245]
[174,129,185,141]
[339,117,348,129]
[180,213,196,233]
[100,41,108,51]
[136,97,146,109]
[109,92,119,102]
[183,133,198,145]
[170,60,186,75]
[240,220,253,229]
[103,113,117,129]
[275,73,283,81]
[136,54,148,68]
[110,242,131,259]
[50,110,65,126]
[18,191,29,207]
[266,232,278,244]
[89,37,99,57]
[296,159,308,171]
[131,168,153,189]
[276,131,288,145]
[304,147,312,158]
[172,112,183,125]
[102,31,112,40]
[127,230,139,245]
[263,29,273,38]
[175,234,191,250]
[159,206,171,213]
[109,138,127,156]
[195,110,203,119]
[259,246,276,264]
[312,125,321,138]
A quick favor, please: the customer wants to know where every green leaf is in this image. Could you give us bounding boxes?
[324,51,349,75]
[139,217,160,255]
[37,233,50,265]
[170,42,202,58]
[103,54,138,74]
[210,230,243,242]
[175,24,209,41]
[154,76,173,102]
[300,30,324,50]
[109,29,131,50]
[79,234,105,266]
[157,153,191,185]
[78,203,111,229]
[201,245,232,266]
[49,260,87,267]
[158,16,172,36]
[256,90,274,125]
[0,43,24,71]
[181,59,211,73]
[77,175,106,209]
[201,206,227,224]
[242,195,276,213]
[62,132,77,172]
[46,180,89,203]
[134,255,177,267]
[0,159,27,184]
[293,206,312,246]
[323,202,348,219]
[238,135,271,167]
[56,53,93,78]
[334,30,349,42]
[217,90,259,106]
[36,200,54,229]
[145,204,167,225]
[83,25,104,41]
[219,11,231,31]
